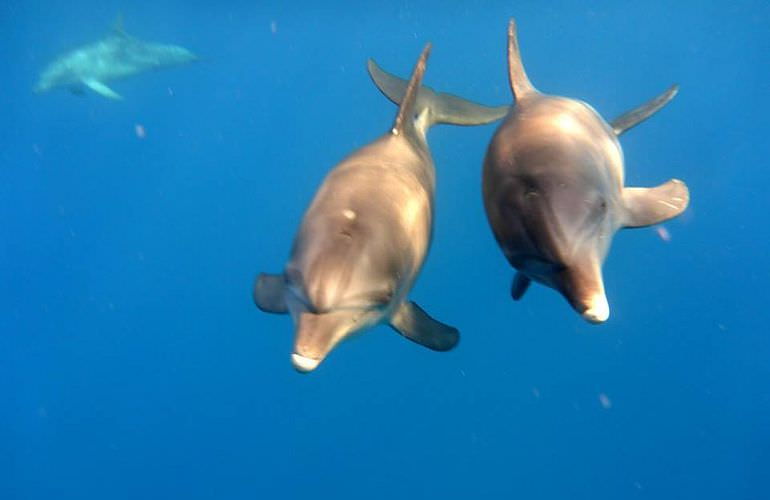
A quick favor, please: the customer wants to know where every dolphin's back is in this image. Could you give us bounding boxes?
[488,95,623,188]
[288,139,431,313]
[482,95,624,275]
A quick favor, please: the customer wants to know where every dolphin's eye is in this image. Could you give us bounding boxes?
[285,268,302,287]
[367,285,395,307]
[593,197,608,218]
[522,180,539,198]
[375,290,394,305]
[599,199,607,211]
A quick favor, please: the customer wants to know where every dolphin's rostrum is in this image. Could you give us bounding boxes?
[482,20,689,323]
[254,45,507,372]
[34,16,197,100]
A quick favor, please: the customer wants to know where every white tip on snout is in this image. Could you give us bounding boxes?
[291,353,320,373]
[582,294,610,324]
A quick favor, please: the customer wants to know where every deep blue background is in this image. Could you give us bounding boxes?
[2,1,769,498]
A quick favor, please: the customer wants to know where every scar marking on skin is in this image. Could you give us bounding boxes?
[657,200,679,210]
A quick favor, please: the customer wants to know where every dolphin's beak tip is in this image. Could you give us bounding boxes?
[582,295,610,324]
[291,353,320,373]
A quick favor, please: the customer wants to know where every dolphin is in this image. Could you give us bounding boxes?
[482,20,689,324]
[254,45,507,373]
[34,17,197,100]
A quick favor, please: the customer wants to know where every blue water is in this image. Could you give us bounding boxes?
[3,1,769,498]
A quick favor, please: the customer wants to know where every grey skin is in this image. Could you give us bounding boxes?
[482,20,689,323]
[34,17,197,100]
[254,44,507,372]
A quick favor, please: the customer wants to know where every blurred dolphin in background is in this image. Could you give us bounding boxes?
[34,16,197,100]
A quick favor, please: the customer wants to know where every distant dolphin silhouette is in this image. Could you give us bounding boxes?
[34,17,197,100]
[254,45,507,373]
[482,20,689,323]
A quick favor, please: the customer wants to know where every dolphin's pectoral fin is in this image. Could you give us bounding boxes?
[622,179,690,228]
[510,272,531,300]
[253,273,288,314]
[389,301,459,352]
[83,79,123,100]
[367,59,508,128]
[610,85,679,135]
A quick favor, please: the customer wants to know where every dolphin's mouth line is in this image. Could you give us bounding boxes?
[291,353,321,373]
[287,280,389,316]
[514,254,565,275]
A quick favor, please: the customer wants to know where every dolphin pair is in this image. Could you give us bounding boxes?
[255,19,689,372]
[369,20,688,326]
[34,17,197,100]
[254,45,507,372]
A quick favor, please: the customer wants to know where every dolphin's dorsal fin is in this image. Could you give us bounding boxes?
[391,43,431,137]
[112,13,127,37]
[610,85,679,135]
[507,19,536,100]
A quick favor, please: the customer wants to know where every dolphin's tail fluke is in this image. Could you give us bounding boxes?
[507,18,536,100]
[368,56,508,134]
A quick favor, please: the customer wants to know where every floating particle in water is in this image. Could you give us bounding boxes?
[598,392,612,409]
[134,124,146,139]
[270,20,278,34]
[167,87,175,97]
[655,225,671,242]
[532,387,541,399]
